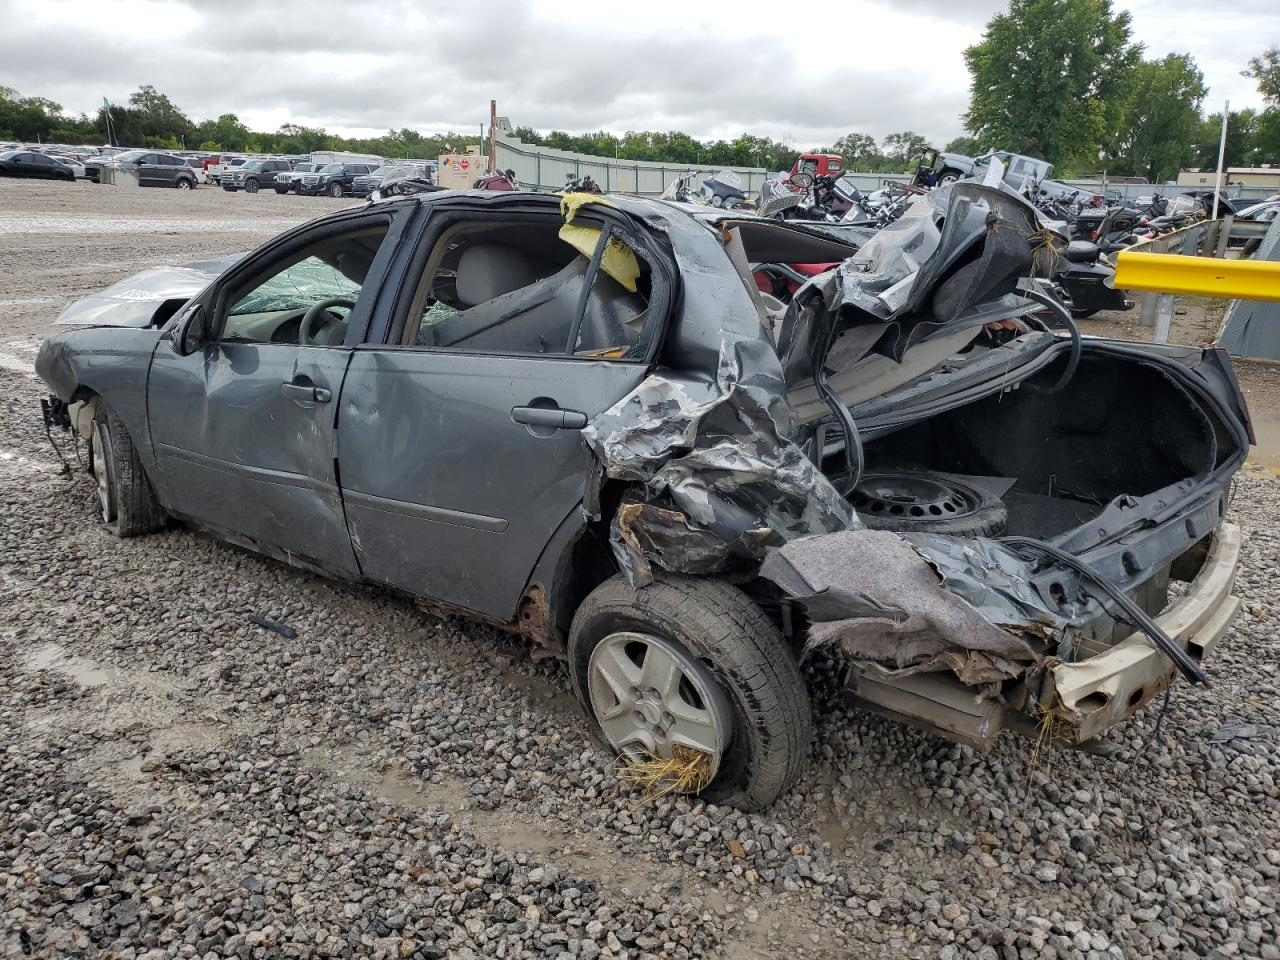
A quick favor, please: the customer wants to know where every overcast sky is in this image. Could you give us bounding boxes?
[1,0,1275,146]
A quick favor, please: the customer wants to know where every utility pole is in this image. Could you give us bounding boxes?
[488,100,497,173]
[1212,101,1229,222]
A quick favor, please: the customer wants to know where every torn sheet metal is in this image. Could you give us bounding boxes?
[760,530,1046,683]
[55,255,240,326]
[583,337,858,583]
[773,182,1043,385]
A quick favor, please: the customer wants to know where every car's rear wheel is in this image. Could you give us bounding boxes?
[569,573,811,811]
[244,178,259,193]
[89,402,164,538]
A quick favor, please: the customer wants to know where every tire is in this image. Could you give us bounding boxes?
[244,178,259,194]
[1242,238,1262,258]
[850,470,1007,537]
[176,177,193,190]
[328,182,344,198]
[568,573,812,811]
[1070,306,1100,320]
[937,169,963,185]
[275,186,288,194]
[222,185,236,192]
[90,402,164,538]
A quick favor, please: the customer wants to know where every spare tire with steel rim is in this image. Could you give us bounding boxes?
[850,470,1007,537]
[568,573,811,811]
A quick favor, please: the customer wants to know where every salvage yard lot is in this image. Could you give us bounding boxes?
[2,179,1279,959]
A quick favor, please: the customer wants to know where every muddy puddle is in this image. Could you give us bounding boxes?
[23,640,115,687]
[1248,414,1280,473]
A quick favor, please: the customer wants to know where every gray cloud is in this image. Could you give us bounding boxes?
[0,0,1268,150]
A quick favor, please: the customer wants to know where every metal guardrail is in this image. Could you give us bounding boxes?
[1113,217,1280,345]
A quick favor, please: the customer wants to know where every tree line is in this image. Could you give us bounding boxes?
[2,14,1278,184]
[0,85,483,160]
[959,0,1280,181]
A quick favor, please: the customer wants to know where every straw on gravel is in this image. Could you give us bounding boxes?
[616,744,714,803]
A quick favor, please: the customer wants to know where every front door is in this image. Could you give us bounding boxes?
[147,212,401,576]
[336,206,667,618]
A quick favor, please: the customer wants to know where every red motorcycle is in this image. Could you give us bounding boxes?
[473,169,518,191]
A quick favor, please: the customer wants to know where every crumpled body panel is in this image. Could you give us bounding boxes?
[582,336,858,584]
[760,530,1046,684]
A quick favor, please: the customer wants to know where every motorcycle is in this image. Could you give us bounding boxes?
[473,169,518,191]
[564,173,603,194]
[701,169,749,208]
[1050,239,1131,319]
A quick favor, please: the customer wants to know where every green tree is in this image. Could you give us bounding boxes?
[831,132,883,170]
[1106,54,1206,181]
[880,131,931,168]
[1191,109,1255,170]
[127,84,193,144]
[943,135,988,156]
[0,87,71,142]
[1244,46,1280,104]
[194,114,250,152]
[963,0,1141,168]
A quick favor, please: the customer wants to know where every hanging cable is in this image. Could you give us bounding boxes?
[1000,535,1208,686]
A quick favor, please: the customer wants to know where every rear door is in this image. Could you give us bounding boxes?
[337,202,672,618]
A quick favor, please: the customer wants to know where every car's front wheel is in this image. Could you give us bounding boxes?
[328,182,344,198]
[569,573,811,811]
[90,402,164,537]
[244,178,259,193]
[176,178,193,190]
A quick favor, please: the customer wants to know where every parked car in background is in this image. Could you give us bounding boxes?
[0,149,77,181]
[92,150,199,189]
[297,162,374,197]
[181,157,208,185]
[223,158,293,193]
[207,156,247,185]
[51,155,86,179]
[274,162,322,193]
[350,163,427,197]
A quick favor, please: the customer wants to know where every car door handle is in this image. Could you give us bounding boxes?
[280,381,331,403]
[511,406,588,430]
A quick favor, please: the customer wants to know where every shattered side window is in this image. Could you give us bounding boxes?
[219,223,390,345]
[230,258,360,316]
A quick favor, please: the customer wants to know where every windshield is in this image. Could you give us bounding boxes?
[319,164,343,174]
[0,150,16,160]
[240,160,264,171]
[113,150,146,163]
[371,165,400,176]
[295,163,318,172]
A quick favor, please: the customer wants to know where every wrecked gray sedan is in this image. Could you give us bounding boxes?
[36,184,1249,810]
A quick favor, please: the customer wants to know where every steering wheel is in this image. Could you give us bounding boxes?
[299,297,355,345]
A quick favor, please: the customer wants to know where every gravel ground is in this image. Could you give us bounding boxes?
[2,179,1279,960]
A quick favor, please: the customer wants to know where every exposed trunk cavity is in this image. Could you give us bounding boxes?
[850,349,1228,542]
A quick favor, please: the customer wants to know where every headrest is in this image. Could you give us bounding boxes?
[454,243,539,307]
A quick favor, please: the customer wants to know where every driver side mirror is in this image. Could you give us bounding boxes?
[171,304,209,356]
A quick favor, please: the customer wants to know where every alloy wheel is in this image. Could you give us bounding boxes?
[91,420,116,523]
[586,631,733,780]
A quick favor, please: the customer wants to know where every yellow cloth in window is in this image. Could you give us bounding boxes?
[559,193,640,293]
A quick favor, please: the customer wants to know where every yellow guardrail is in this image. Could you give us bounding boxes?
[1114,250,1280,302]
